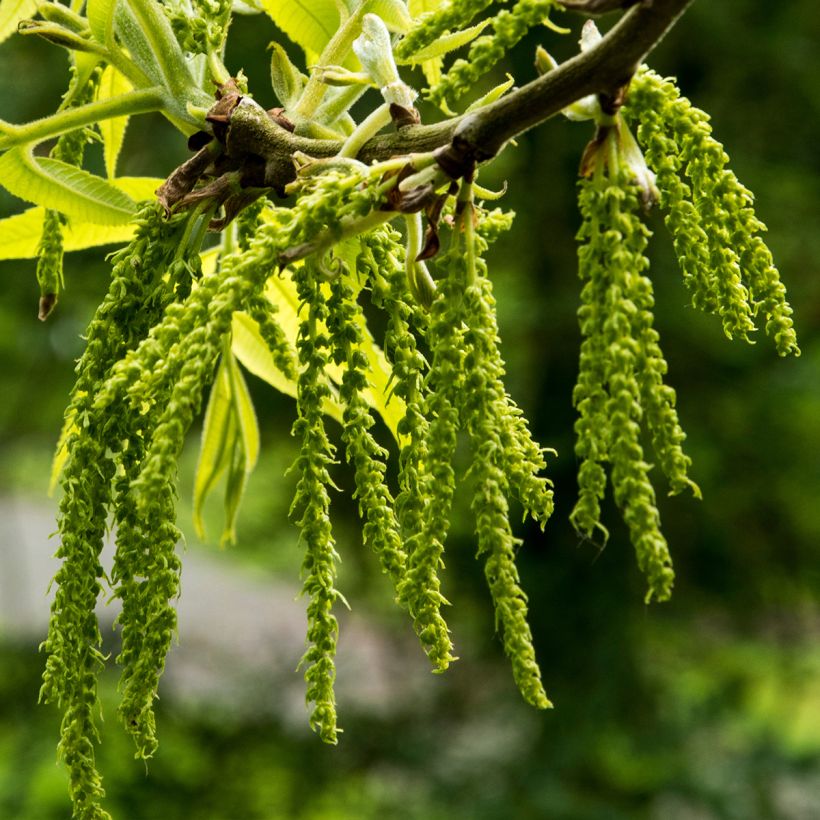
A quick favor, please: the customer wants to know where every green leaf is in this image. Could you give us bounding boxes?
[0,177,163,259]
[0,0,38,44]
[192,355,236,541]
[87,0,117,46]
[0,146,138,224]
[193,347,261,545]
[465,73,514,112]
[397,18,490,64]
[227,351,260,473]
[97,65,131,178]
[270,41,306,108]
[222,439,249,546]
[222,353,259,546]
[364,0,413,33]
[259,0,340,59]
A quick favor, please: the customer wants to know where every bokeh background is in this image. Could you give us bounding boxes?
[1,1,819,817]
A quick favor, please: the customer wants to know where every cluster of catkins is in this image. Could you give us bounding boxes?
[43,154,556,815]
[39,12,800,814]
[570,68,799,603]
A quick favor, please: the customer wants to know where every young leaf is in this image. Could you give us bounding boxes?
[270,41,306,108]
[194,348,260,545]
[0,146,137,224]
[87,0,117,47]
[0,0,38,44]
[0,177,164,259]
[227,350,260,473]
[222,440,250,546]
[97,65,132,178]
[406,0,443,84]
[364,0,413,33]
[259,0,340,59]
[223,355,259,547]
[465,73,514,112]
[192,354,237,540]
[396,18,490,64]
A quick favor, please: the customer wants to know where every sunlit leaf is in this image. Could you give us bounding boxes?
[227,350,260,472]
[97,65,132,178]
[397,18,490,64]
[0,177,163,259]
[0,146,137,224]
[259,0,339,58]
[0,0,37,44]
[87,0,117,46]
[192,354,236,540]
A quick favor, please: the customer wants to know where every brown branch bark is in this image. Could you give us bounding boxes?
[560,0,643,16]
[223,0,695,190]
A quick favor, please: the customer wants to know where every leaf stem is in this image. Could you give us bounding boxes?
[337,103,392,158]
[0,87,166,151]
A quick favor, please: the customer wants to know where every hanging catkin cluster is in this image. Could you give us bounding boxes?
[624,69,799,356]
[567,66,801,603]
[41,165,392,816]
[281,193,555,740]
[24,0,803,814]
[572,162,696,602]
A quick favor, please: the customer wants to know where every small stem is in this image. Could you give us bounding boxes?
[315,84,369,127]
[0,87,166,150]
[293,5,371,119]
[208,51,231,86]
[337,103,392,159]
[458,180,477,286]
[283,210,395,265]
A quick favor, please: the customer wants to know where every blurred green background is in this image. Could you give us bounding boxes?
[1,1,820,817]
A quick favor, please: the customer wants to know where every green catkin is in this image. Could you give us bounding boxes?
[570,194,611,540]
[246,294,299,380]
[458,192,551,708]
[626,70,799,356]
[327,275,408,593]
[35,67,101,318]
[361,229,456,668]
[290,263,342,743]
[573,171,677,602]
[41,205,182,820]
[399,225,473,670]
[473,206,555,529]
[427,0,559,108]
[41,165,416,811]
[163,0,232,55]
[397,0,503,60]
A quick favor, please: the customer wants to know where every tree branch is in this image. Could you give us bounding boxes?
[560,0,643,16]
[221,0,694,190]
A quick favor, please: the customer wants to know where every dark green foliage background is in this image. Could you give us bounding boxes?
[1,1,819,817]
